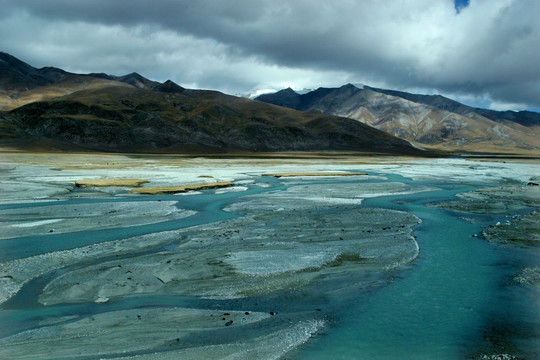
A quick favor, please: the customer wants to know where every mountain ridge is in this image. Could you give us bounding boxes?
[365,86,540,128]
[256,84,540,154]
[0,52,423,155]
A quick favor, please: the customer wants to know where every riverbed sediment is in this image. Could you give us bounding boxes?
[0,153,538,359]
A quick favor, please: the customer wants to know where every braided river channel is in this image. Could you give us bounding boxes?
[0,155,538,359]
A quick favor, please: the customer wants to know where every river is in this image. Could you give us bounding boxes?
[0,158,538,359]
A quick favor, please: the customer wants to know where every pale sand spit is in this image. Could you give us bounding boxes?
[130,181,234,194]
[75,179,149,187]
[262,171,367,178]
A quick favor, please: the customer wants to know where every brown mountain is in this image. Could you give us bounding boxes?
[256,84,540,155]
[0,51,66,90]
[154,80,185,94]
[0,52,146,110]
[0,53,421,155]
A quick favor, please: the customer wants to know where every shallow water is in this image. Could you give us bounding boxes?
[0,179,284,261]
[0,169,538,359]
[294,175,539,359]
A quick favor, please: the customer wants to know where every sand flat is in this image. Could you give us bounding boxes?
[262,171,367,178]
[75,179,149,187]
[130,181,234,194]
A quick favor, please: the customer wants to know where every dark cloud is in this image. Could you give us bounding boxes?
[0,0,539,110]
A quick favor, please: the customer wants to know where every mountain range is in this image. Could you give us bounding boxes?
[1,52,538,155]
[0,52,419,154]
[256,85,540,154]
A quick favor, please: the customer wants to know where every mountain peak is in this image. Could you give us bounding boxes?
[0,52,55,90]
[121,72,145,80]
[254,87,301,108]
[116,72,160,89]
[279,87,298,94]
[338,83,360,93]
[153,79,185,93]
[0,52,36,75]
[86,72,115,80]
[0,51,24,63]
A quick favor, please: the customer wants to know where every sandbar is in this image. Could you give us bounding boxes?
[75,179,149,187]
[262,171,367,178]
[130,181,234,194]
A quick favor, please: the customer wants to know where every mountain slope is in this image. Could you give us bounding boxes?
[256,85,540,154]
[0,52,67,90]
[0,53,427,154]
[154,80,185,94]
[0,74,422,154]
[115,72,161,90]
[367,87,540,128]
[0,53,167,111]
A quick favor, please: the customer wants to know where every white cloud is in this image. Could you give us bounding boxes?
[488,101,525,112]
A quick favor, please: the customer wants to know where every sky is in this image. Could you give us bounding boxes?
[1,0,539,111]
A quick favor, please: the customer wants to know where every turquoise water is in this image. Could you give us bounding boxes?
[294,176,539,359]
[0,174,538,359]
[0,179,286,261]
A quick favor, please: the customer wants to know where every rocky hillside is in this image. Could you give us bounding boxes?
[256,84,540,154]
[0,53,422,154]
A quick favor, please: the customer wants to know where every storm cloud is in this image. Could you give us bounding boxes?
[1,0,539,110]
